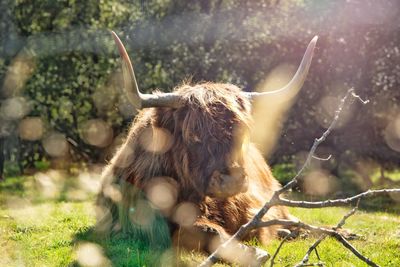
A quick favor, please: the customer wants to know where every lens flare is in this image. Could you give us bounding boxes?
[315,95,351,129]
[173,202,199,227]
[18,117,44,141]
[42,132,69,157]
[252,63,298,156]
[76,242,111,267]
[130,199,156,227]
[217,238,268,266]
[1,97,30,120]
[80,119,114,148]
[146,177,178,214]
[303,170,338,196]
[102,184,122,203]
[78,172,102,194]
[138,127,173,154]
[384,115,400,152]
[2,51,36,97]
[34,171,65,199]
[159,249,175,266]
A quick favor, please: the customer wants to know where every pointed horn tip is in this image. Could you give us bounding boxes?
[308,36,318,49]
[110,30,122,44]
[110,30,118,38]
[304,36,318,56]
[308,36,318,50]
[110,30,130,62]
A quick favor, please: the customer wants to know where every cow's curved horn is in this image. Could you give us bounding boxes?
[111,31,182,109]
[245,36,318,101]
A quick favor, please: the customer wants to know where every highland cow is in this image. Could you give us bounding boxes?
[96,32,317,266]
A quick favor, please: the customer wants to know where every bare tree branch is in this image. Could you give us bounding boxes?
[296,237,326,267]
[312,154,332,161]
[279,188,400,208]
[257,218,380,266]
[277,88,356,195]
[199,88,397,267]
[269,231,297,267]
[297,263,325,267]
[335,200,360,228]
[351,92,370,104]
[254,219,336,233]
[295,201,360,267]
[334,233,379,267]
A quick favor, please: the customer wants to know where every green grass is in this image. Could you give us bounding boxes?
[371,168,400,183]
[265,207,400,267]
[1,174,399,266]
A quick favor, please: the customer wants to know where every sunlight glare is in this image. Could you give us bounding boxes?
[76,242,111,267]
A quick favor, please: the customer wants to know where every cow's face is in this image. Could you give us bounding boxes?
[172,83,252,197]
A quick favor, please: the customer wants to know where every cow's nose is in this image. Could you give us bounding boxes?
[205,161,249,198]
[228,165,245,181]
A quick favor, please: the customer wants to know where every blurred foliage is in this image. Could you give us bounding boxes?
[0,0,399,188]
[271,162,297,185]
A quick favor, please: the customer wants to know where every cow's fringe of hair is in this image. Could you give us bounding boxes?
[174,82,252,128]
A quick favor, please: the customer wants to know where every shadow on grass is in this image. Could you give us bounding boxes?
[0,176,26,205]
[70,227,182,267]
[0,176,25,194]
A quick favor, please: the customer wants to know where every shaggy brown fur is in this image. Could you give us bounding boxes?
[96,82,292,262]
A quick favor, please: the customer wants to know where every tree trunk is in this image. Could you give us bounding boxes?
[0,137,4,181]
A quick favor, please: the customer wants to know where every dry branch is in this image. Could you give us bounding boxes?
[258,217,379,266]
[335,233,379,267]
[269,231,297,267]
[279,188,400,208]
[295,201,359,267]
[199,88,399,267]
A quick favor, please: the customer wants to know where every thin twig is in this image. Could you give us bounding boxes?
[335,199,360,229]
[295,201,360,267]
[254,219,336,233]
[351,92,370,104]
[299,263,325,267]
[335,234,379,267]
[279,188,400,208]
[314,247,321,261]
[312,154,332,161]
[296,237,326,267]
[270,231,297,267]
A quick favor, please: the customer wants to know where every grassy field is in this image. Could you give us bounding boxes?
[0,174,399,267]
